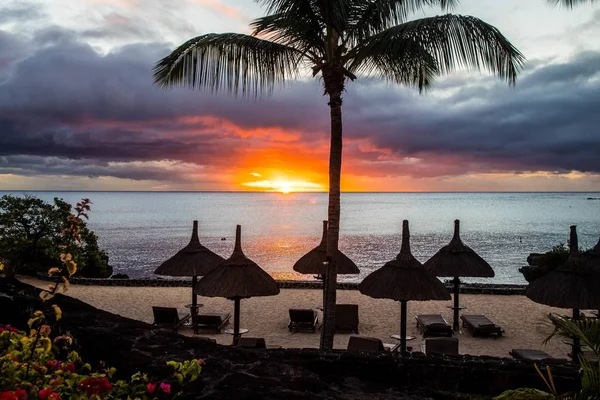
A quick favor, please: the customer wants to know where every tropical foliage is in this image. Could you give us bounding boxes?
[154,0,525,350]
[495,314,600,399]
[1,199,203,399]
[0,195,111,280]
[0,323,202,399]
[548,0,598,7]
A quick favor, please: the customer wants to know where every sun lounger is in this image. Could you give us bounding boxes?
[416,314,453,337]
[425,337,459,355]
[347,336,399,353]
[237,337,267,349]
[509,349,568,364]
[192,312,231,334]
[335,304,359,333]
[288,309,318,332]
[460,315,504,337]
[152,306,191,332]
[569,350,599,362]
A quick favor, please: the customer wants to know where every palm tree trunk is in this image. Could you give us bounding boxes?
[320,86,343,350]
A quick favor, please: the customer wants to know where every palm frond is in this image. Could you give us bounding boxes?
[579,356,600,399]
[544,314,600,355]
[347,37,439,91]
[153,33,305,97]
[350,14,525,85]
[345,0,458,45]
[256,0,353,38]
[546,0,598,8]
[251,12,325,61]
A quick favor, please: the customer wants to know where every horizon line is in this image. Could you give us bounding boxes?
[1,190,599,194]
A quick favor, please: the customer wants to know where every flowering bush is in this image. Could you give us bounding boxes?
[0,324,203,399]
[1,199,203,399]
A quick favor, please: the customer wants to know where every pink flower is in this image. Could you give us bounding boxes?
[159,383,171,394]
[146,383,156,394]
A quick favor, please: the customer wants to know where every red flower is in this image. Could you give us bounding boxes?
[39,388,60,399]
[46,360,61,370]
[146,383,156,393]
[159,383,171,394]
[14,389,27,400]
[61,363,75,373]
[0,391,18,400]
[78,377,112,396]
[0,325,19,334]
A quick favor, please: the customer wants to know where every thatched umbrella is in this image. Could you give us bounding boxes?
[293,220,359,276]
[526,226,600,362]
[359,220,451,353]
[424,220,494,332]
[154,220,225,314]
[195,225,279,344]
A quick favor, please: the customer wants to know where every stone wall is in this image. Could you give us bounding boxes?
[0,278,579,399]
[36,273,527,295]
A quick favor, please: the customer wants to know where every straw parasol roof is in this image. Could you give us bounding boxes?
[526,226,600,310]
[293,221,359,275]
[195,225,279,299]
[581,237,600,272]
[525,226,600,364]
[424,220,494,278]
[359,220,450,354]
[424,220,493,331]
[154,220,225,277]
[195,225,279,345]
[359,220,450,301]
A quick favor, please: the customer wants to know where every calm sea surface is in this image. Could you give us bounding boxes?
[3,192,600,284]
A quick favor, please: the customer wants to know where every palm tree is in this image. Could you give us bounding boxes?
[153,0,524,350]
[548,0,598,7]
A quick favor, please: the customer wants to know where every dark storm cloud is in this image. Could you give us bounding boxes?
[0,26,599,183]
[0,155,212,182]
[345,52,600,174]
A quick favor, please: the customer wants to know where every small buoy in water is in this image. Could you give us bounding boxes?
[221,237,226,241]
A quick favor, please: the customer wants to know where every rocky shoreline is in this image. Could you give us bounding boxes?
[35,273,527,295]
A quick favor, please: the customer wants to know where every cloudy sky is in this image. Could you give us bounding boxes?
[0,0,599,192]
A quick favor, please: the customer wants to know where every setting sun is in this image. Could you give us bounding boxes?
[242,179,324,193]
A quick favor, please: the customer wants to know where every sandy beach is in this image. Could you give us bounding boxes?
[21,277,583,359]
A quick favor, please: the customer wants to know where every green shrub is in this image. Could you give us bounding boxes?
[0,195,111,279]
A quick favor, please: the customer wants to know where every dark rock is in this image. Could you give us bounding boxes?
[111,273,130,279]
[527,253,545,266]
[0,278,581,399]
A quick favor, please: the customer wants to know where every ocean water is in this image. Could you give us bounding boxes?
[2,192,600,284]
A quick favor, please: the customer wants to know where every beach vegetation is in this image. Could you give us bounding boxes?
[495,313,600,399]
[153,0,525,350]
[0,199,203,399]
[0,195,111,280]
[0,323,202,399]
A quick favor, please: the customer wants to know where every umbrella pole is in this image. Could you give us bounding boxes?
[233,297,241,346]
[191,276,198,316]
[453,277,460,332]
[400,300,407,354]
[572,308,580,365]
